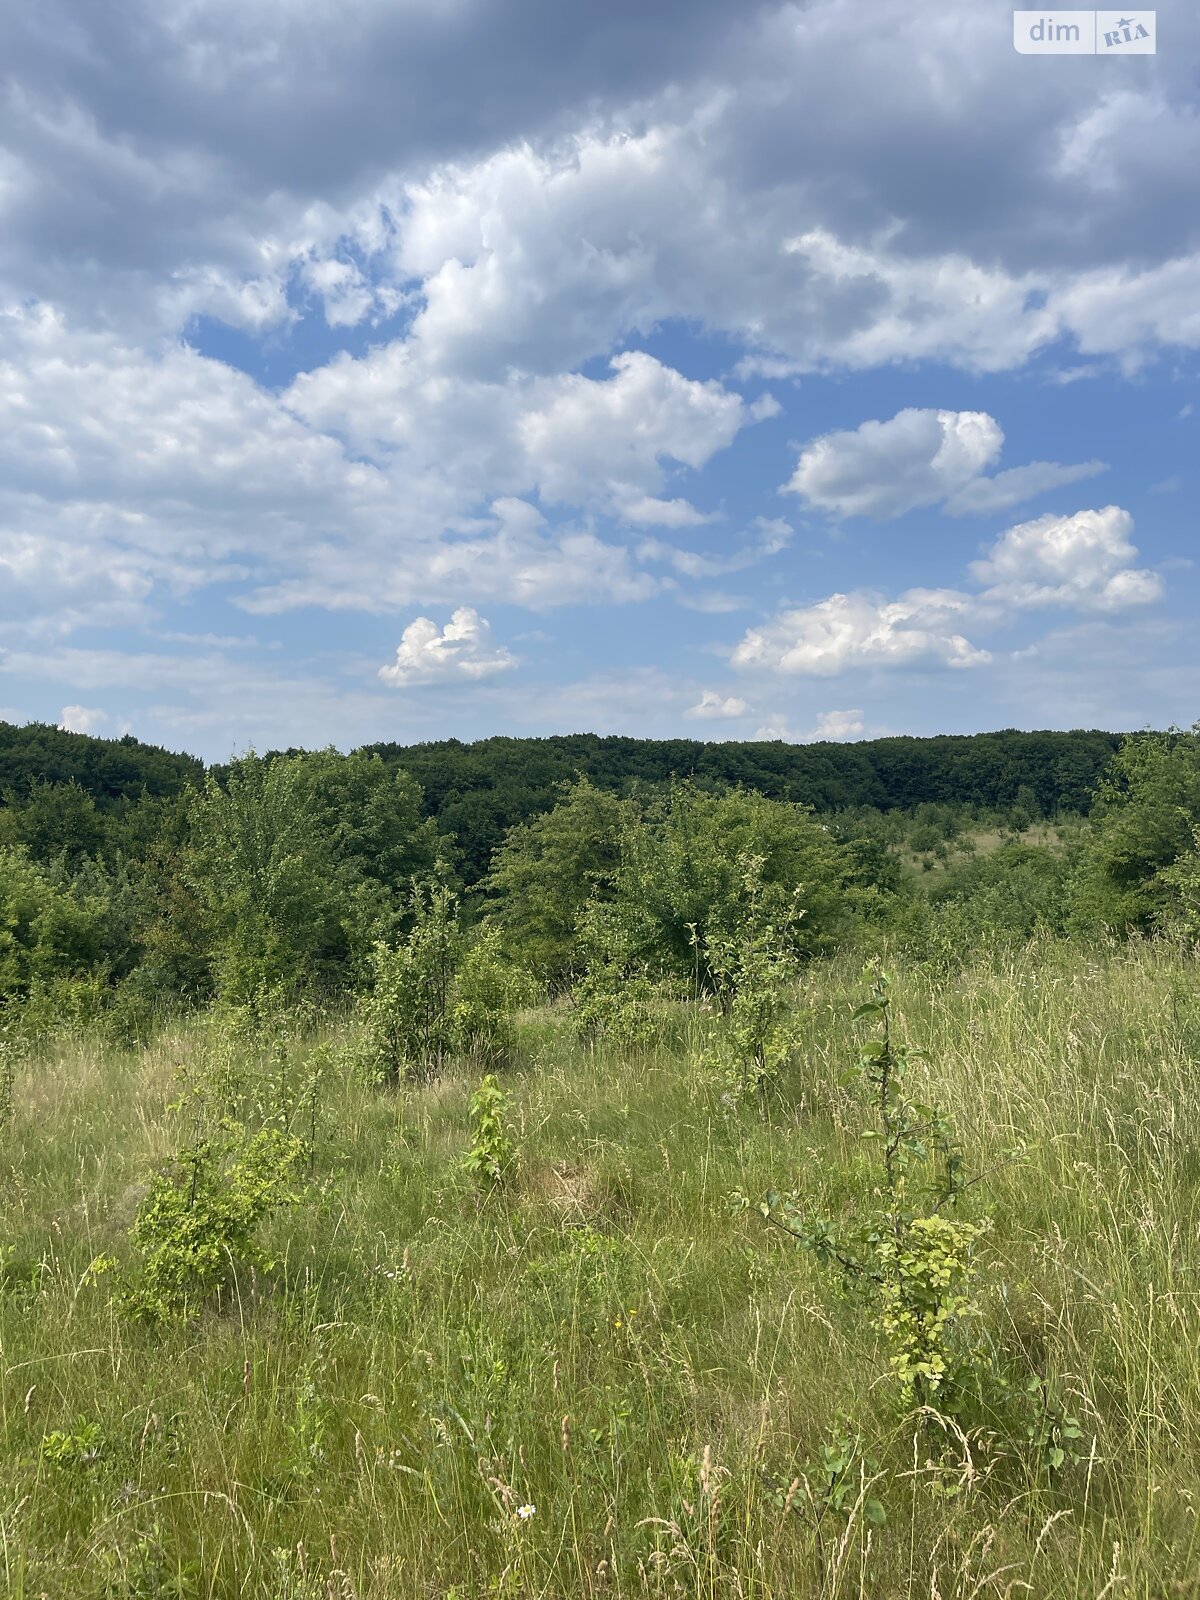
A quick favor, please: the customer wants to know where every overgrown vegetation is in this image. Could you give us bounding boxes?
[3,719,1200,1594]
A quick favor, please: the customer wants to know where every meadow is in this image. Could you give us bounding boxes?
[5,938,1200,1600]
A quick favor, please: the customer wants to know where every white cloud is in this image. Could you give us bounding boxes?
[752,709,865,741]
[786,408,1002,519]
[786,406,1105,521]
[685,689,750,720]
[0,0,1195,754]
[813,709,864,740]
[301,257,377,328]
[378,607,518,686]
[1047,256,1200,370]
[970,506,1162,611]
[0,305,685,624]
[732,588,990,676]
[59,704,108,734]
[733,502,1162,683]
[4,0,1200,376]
[636,516,793,581]
[517,352,749,517]
[619,497,717,528]
[944,459,1107,515]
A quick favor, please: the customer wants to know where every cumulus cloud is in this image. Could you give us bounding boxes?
[0,0,1194,749]
[283,344,753,556]
[752,709,866,741]
[516,352,751,518]
[786,409,1002,519]
[813,709,864,740]
[786,407,1105,520]
[378,608,518,686]
[970,506,1163,611]
[300,257,379,328]
[732,504,1162,680]
[0,305,696,622]
[59,704,108,735]
[3,0,1199,370]
[685,690,750,720]
[732,588,990,676]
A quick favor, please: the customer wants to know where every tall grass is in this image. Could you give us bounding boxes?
[3,939,1200,1597]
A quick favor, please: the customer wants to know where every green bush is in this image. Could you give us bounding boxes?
[1069,728,1200,934]
[124,1126,304,1324]
[360,880,526,1082]
[0,844,112,1029]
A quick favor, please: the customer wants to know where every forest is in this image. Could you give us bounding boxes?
[3,717,1200,1597]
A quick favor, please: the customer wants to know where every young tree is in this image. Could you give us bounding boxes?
[484,777,626,985]
[0,845,110,1016]
[1070,728,1200,934]
[183,755,350,1009]
[610,783,853,996]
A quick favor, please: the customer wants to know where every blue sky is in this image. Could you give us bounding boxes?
[0,0,1197,760]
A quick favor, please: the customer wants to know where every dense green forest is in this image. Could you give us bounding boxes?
[0,715,1194,1035]
[0,720,202,804]
[365,729,1120,880]
[2,718,1121,886]
[5,716,1200,1597]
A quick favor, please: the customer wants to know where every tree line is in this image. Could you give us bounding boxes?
[0,717,1196,1045]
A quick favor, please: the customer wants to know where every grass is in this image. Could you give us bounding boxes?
[3,939,1200,1597]
[895,820,1069,879]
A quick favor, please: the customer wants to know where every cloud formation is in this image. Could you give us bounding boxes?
[732,507,1161,678]
[686,690,750,720]
[0,0,1194,750]
[786,407,1105,520]
[378,608,518,686]
[786,409,1003,519]
[733,588,990,677]
[59,705,108,735]
[970,506,1163,611]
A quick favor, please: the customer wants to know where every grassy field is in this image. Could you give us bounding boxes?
[893,821,1070,880]
[4,941,1200,1598]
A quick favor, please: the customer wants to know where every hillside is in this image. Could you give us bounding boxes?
[363,729,1121,880]
[0,721,203,805]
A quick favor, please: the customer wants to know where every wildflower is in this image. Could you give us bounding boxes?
[516,1503,536,1521]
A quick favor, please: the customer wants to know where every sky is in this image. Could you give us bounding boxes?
[0,0,1198,761]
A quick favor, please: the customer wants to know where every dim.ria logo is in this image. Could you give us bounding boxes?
[1012,10,1156,53]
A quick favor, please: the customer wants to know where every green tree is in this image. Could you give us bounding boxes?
[289,749,443,956]
[0,845,110,1017]
[484,778,626,985]
[1070,728,1200,934]
[184,751,444,1009]
[0,779,105,868]
[184,755,350,1010]
[610,783,852,995]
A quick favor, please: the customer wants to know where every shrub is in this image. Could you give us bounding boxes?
[749,969,986,1412]
[702,855,808,1110]
[360,880,526,1082]
[124,1126,304,1324]
[462,1073,517,1188]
